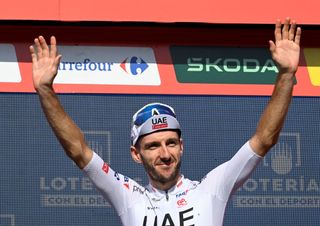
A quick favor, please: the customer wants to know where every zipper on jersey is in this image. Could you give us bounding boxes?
[165,191,169,201]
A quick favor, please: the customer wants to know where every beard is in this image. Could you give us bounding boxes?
[140,155,182,185]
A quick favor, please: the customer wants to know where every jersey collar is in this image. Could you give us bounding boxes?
[146,175,197,201]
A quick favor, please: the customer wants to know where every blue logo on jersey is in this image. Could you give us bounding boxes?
[120,56,149,75]
[176,189,189,198]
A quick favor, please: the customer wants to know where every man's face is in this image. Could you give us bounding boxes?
[134,130,183,187]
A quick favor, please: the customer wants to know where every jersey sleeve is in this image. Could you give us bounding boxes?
[82,152,135,216]
[200,141,262,202]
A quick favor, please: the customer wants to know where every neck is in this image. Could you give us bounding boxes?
[149,174,182,191]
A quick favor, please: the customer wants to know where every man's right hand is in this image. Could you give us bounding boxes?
[29,36,62,91]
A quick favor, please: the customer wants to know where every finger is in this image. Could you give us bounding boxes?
[29,45,38,64]
[288,20,296,41]
[282,17,290,40]
[274,19,282,43]
[39,36,49,57]
[49,36,58,59]
[52,55,62,79]
[294,27,302,45]
[34,38,42,58]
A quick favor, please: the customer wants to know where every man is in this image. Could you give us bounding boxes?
[30,18,301,226]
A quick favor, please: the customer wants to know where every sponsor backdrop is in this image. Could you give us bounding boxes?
[0,93,319,225]
[0,43,320,96]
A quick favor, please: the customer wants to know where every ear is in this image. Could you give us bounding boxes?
[180,138,184,156]
[130,146,142,164]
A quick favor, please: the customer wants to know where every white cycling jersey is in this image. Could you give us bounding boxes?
[83,141,262,226]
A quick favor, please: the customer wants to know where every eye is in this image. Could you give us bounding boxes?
[149,145,158,150]
[145,142,160,150]
[167,139,178,147]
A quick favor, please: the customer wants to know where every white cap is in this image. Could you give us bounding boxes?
[131,103,181,146]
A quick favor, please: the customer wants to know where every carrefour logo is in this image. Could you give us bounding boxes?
[59,58,113,72]
[54,45,160,86]
[120,56,149,75]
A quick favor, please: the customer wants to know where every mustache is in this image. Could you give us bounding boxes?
[157,157,172,164]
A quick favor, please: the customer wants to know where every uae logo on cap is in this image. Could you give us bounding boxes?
[151,109,168,130]
[152,117,168,130]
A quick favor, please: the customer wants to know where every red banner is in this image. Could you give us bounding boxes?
[1,0,320,24]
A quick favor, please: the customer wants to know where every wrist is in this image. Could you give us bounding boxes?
[277,69,296,79]
[35,83,55,94]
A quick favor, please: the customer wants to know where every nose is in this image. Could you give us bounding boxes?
[159,144,171,160]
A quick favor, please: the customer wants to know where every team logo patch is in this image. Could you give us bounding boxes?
[177,198,187,208]
[151,117,168,130]
[123,176,130,189]
[102,162,109,174]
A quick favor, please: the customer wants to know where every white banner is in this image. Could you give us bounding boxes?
[55,46,161,86]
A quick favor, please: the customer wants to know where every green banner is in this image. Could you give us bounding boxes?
[170,46,295,84]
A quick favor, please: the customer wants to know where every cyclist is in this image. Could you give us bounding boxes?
[30,18,301,225]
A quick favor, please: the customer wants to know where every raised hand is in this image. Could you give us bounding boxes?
[29,36,62,90]
[269,18,301,74]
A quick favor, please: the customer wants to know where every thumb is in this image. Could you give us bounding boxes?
[54,54,62,67]
[269,40,276,54]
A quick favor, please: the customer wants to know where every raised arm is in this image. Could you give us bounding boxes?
[30,36,93,168]
[250,18,301,156]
